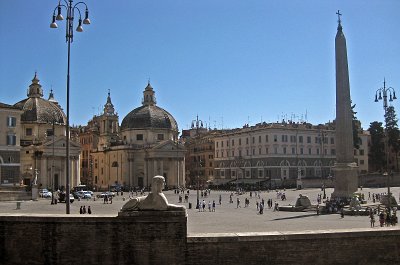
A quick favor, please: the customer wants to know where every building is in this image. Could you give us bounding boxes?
[0,103,23,185]
[90,82,186,190]
[13,73,81,190]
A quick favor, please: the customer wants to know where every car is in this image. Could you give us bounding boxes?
[39,189,52,198]
[96,191,115,198]
[58,192,74,203]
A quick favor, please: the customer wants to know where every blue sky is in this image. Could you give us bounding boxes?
[1,0,399,132]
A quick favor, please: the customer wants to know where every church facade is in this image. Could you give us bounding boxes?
[87,82,186,190]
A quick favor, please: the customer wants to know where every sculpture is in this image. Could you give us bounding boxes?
[121,175,185,212]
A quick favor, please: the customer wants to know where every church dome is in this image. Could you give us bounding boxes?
[13,73,66,124]
[120,82,178,131]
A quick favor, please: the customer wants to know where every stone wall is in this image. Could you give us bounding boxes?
[0,211,186,265]
[1,213,400,265]
[186,229,400,265]
[0,186,31,201]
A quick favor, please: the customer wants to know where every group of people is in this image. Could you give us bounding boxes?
[198,200,216,212]
[79,205,92,214]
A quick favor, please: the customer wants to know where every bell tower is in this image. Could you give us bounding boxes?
[98,90,119,149]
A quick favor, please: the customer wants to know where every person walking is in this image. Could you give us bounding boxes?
[212,200,216,212]
[88,206,92,214]
[79,206,83,214]
[370,212,375,227]
[237,198,241,208]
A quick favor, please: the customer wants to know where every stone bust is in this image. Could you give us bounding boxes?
[121,175,185,212]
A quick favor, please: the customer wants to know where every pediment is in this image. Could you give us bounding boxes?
[42,136,80,149]
[151,140,185,151]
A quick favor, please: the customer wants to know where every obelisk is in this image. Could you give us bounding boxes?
[332,11,358,199]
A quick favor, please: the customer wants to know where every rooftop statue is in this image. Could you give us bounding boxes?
[121,176,185,212]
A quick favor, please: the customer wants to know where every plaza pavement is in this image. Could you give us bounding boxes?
[0,187,399,234]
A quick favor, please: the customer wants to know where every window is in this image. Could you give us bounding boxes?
[359,149,364,156]
[274,135,278,142]
[46,129,54,137]
[221,151,224,157]
[360,160,365,165]
[299,136,303,143]
[307,136,311,143]
[290,135,296,143]
[246,149,249,156]
[331,149,336,155]
[231,150,234,157]
[227,140,229,147]
[26,128,32,136]
[157,134,164,141]
[252,149,255,155]
[232,139,235,146]
[252,137,255,144]
[7,116,16,127]
[265,147,269,154]
[246,138,249,145]
[274,147,278,154]
[292,147,295,154]
[331,137,335,145]
[239,150,242,157]
[300,148,304,154]
[317,148,320,155]
[309,148,312,155]
[239,138,241,145]
[258,170,263,178]
[259,148,261,155]
[283,147,287,154]
[259,135,262,143]
[221,141,224,147]
[266,135,269,142]
[282,135,288,142]
[216,142,219,148]
[6,134,16,146]
[136,134,143,140]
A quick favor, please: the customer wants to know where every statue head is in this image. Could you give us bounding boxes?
[152,176,165,193]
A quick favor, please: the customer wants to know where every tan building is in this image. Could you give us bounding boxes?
[13,73,81,190]
[354,130,369,175]
[90,82,185,190]
[0,103,23,185]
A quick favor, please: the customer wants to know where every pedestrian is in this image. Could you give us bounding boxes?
[237,198,241,208]
[370,212,375,227]
[316,204,320,215]
[88,206,92,214]
[256,201,259,211]
[110,195,113,204]
[259,202,264,215]
[212,200,216,212]
[202,200,206,212]
[79,206,83,214]
[219,194,222,205]
[83,205,86,214]
[208,201,211,212]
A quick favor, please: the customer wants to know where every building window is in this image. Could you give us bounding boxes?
[232,150,234,157]
[246,138,249,145]
[331,137,335,144]
[46,129,54,137]
[292,147,295,154]
[317,148,320,155]
[307,136,311,143]
[227,140,229,147]
[309,148,312,155]
[259,135,262,143]
[282,135,288,142]
[274,147,278,154]
[232,139,234,146]
[221,141,224,147]
[300,148,304,154]
[283,147,287,154]
[26,128,32,136]
[239,150,242,157]
[7,116,16,127]
[221,151,224,157]
[274,135,278,142]
[290,135,296,143]
[252,137,255,144]
[266,147,269,154]
[136,134,143,140]
[252,149,255,155]
[360,160,365,165]
[157,134,164,141]
[6,134,16,146]
[216,151,219,158]
[246,149,249,156]
[359,149,364,156]
[266,135,269,142]
[259,148,261,155]
[239,138,241,145]
[299,136,303,143]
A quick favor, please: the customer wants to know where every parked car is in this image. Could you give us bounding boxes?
[96,191,115,198]
[58,192,74,203]
[39,189,52,198]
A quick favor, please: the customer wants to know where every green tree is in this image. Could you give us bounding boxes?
[368,121,385,172]
[351,103,362,149]
[385,106,400,171]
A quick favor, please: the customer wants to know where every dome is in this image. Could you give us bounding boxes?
[121,105,177,131]
[13,73,66,124]
[120,82,177,131]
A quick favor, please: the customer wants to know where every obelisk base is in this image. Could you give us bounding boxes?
[332,162,358,199]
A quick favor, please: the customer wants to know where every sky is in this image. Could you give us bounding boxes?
[1,0,399,133]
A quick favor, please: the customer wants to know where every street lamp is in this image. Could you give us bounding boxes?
[50,0,91,214]
[374,78,396,215]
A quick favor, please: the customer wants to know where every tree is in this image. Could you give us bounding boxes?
[351,103,362,149]
[385,106,400,171]
[368,121,385,172]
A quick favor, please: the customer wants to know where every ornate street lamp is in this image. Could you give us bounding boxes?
[374,79,396,215]
[50,0,91,214]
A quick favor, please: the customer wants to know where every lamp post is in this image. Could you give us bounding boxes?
[374,79,397,215]
[50,0,91,214]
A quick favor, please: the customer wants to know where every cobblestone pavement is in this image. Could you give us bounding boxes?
[1,187,399,234]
